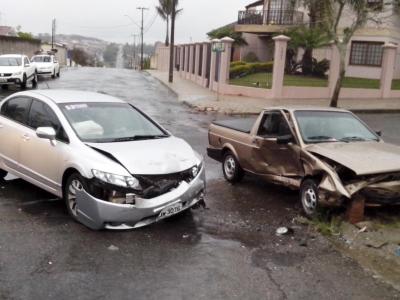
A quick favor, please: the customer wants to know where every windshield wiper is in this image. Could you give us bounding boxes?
[111,135,169,142]
[340,136,367,143]
[307,136,338,143]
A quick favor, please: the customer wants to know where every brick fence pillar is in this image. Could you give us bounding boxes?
[184,45,190,77]
[188,44,194,80]
[380,43,398,98]
[209,41,217,91]
[219,37,235,86]
[272,35,290,99]
[201,42,209,87]
[179,45,184,76]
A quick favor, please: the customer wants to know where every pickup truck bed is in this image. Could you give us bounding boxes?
[212,117,257,134]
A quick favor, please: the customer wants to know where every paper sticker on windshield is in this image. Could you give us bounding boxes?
[65,104,88,110]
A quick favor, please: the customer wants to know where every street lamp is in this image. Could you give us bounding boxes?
[211,39,226,101]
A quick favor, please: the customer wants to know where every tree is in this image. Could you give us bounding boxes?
[207,25,248,47]
[17,31,34,40]
[286,26,330,75]
[324,0,397,107]
[156,0,182,46]
[71,48,94,67]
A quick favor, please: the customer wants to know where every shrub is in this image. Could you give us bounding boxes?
[230,61,247,68]
[229,61,273,79]
[230,64,253,79]
[312,59,330,77]
[250,62,274,73]
[243,52,259,63]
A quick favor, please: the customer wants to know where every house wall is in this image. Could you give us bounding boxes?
[240,33,274,62]
[0,36,40,57]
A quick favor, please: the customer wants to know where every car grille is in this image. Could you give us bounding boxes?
[0,73,12,77]
[136,168,196,199]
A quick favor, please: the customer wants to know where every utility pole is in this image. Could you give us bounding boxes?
[133,34,138,69]
[137,7,148,70]
[51,18,56,50]
[168,0,176,83]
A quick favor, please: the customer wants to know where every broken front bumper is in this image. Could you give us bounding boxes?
[75,167,206,230]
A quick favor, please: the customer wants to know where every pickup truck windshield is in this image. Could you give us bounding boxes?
[0,57,22,66]
[295,111,378,144]
[60,102,168,143]
[32,56,51,63]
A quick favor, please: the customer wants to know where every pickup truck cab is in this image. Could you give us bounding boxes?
[0,54,37,90]
[208,107,400,216]
[31,54,60,78]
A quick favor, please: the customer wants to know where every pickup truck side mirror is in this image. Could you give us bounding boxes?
[277,134,294,145]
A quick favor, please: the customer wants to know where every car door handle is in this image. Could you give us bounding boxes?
[0,123,3,129]
[22,134,30,141]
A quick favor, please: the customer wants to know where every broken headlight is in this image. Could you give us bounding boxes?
[92,169,141,190]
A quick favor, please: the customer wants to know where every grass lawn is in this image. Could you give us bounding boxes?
[392,79,400,90]
[230,72,383,89]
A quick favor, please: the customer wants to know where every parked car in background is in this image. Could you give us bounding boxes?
[0,54,37,90]
[31,54,60,78]
[208,107,400,216]
[0,90,205,230]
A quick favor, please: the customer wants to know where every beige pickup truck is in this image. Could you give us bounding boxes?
[207,107,400,217]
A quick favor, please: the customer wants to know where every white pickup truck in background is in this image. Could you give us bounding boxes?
[31,54,60,78]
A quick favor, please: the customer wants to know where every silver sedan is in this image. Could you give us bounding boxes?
[0,90,205,230]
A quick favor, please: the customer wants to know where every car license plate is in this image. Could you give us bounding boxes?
[158,203,183,220]
[0,78,6,83]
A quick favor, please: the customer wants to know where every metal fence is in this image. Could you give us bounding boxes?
[230,72,273,89]
[238,10,304,26]
[392,53,400,90]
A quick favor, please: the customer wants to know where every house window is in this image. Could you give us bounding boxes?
[349,41,384,67]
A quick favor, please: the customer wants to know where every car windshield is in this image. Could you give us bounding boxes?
[0,57,22,66]
[60,102,169,143]
[295,111,379,144]
[32,56,51,63]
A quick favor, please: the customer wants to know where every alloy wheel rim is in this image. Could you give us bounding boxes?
[302,187,317,215]
[67,179,83,217]
[224,156,236,179]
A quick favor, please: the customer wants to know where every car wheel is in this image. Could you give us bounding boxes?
[32,74,38,89]
[222,152,244,183]
[300,179,320,217]
[0,169,7,179]
[52,70,56,79]
[1,85,8,90]
[63,173,86,220]
[57,70,60,77]
[20,74,27,90]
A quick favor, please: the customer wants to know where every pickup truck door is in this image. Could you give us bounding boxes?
[250,111,302,176]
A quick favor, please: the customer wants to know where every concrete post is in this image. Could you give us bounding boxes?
[185,45,190,77]
[219,37,235,86]
[201,42,210,87]
[188,44,194,80]
[209,46,217,91]
[329,43,341,97]
[272,35,290,98]
[179,45,184,77]
[194,43,201,79]
[380,43,398,98]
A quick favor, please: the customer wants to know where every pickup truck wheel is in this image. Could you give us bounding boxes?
[0,169,7,179]
[223,153,244,183]
[300,179,320,217]
[63,173,87,220]
[20,74,27,90]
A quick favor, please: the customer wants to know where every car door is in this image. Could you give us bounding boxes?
[0,97,32,173]
[53,56,59,73]
[251,110,302,176]
[23,56,33,79]
[18,99,70,194]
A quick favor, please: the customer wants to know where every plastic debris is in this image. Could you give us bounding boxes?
[276,227,293,236]
[108,245,119,251]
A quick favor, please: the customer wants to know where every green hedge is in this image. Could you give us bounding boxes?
[230,61,247,68]
[230,61,273,79]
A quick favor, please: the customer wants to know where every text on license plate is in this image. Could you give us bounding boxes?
[158,203,183,219]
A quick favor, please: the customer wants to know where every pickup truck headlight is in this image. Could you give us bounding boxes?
[92,169,141,190]
[13,71,22,76]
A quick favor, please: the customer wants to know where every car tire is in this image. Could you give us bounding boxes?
[32,74,38,89]
[1,85,8,90]
[0,169,7,179]
[57,70,60,78]
[63,172,87,221]
[52,70,56,79]
[222,152,244,184]
[300,179,320,217]
[20,74,27,90]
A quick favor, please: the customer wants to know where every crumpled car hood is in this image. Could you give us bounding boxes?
[87,136,198,175]
[307,141,400,176]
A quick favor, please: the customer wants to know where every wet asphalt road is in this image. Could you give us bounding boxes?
[0,68,399,300]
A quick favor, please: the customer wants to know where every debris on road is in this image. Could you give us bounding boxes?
[276,227,293,236]
[108,245,119,251]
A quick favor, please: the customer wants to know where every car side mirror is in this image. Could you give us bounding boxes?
[376,130,382,137]
[277,134,294,145]
[36,127,56,140]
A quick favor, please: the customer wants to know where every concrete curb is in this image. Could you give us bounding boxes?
[144,71,179,97]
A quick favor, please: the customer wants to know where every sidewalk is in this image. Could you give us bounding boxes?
[148,70,400,114]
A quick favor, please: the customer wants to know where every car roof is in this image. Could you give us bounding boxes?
[265,106,350,113]
[0,54,24,58]
[11,89,126,104]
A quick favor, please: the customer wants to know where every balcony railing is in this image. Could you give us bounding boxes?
[238,10,304,26]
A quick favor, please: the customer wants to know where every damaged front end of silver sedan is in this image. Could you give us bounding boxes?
[74,165,206,230]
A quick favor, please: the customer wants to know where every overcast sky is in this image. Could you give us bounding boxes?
[1,0,250,44]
